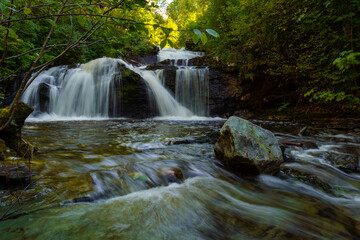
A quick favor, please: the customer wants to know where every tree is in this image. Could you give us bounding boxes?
[0,0,160,130]
[168,0,360,112]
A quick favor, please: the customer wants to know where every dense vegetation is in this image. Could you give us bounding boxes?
[0,0,185,128]
[1,0,359,114]
[167,0,360,112]
[0,0,167,79]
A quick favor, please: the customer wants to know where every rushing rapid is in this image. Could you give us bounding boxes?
[0,119,359,239]
[5,48,359,239]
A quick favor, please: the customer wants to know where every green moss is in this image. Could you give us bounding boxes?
[0,101,34,159]
[0,107,11,126]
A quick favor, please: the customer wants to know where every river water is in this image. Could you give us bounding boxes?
[0,118,359,239]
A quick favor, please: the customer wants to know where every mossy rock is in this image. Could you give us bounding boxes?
[214,116,283,175]
[0,101,35,159]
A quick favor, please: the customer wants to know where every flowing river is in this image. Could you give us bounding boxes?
[0,48,359,239]
[0,119,359,239]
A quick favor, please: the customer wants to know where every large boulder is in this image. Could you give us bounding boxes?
[214,116,283,175]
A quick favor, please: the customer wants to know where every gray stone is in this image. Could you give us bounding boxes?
[214,116,283,175]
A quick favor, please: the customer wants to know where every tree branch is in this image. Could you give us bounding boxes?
[0,1,68,131]
[0,0,14,64]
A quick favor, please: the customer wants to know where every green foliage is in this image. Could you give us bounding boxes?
[0,0,163,80]
[277,102,291,112]
[168,0,360,112]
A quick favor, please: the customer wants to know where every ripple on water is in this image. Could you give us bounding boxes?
[1,119,359,239]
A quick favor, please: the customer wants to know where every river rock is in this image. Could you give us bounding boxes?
[0,101,35,158]
[38,82,51,112]
[325,152,359,173]
[214,116,283,175]
[0,164,32,182]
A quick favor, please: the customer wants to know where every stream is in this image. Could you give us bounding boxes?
[1,48,359,239]
[0,118,359,239]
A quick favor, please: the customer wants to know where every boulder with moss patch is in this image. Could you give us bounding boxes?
[214,116,283,175]
[0,101,35,159]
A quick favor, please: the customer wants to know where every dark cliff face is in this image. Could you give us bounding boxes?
[114,67,158,118]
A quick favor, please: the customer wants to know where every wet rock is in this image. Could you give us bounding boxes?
[158,167,183,183]
[145,60,177,70]
[0,165,32,182]
[171,139,193,145]
[214,116,283,175]
[279,166,333,194]
[302,141,318,150]
[0,101,36,159]
[324,152,359,173]
[71,196,94,203]
[38,82,51,112]
[113,68,158,118]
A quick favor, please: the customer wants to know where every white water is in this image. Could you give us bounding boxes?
[22,58,120,118]
[22,48,210,120]
[158,48,210,116]
[158,47,204,66]
[175,68,209,116]
[115,59,193,117]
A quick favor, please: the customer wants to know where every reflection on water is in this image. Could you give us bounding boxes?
[0,119,359,239]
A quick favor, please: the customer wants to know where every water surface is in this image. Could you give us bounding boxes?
[0,119,359,239]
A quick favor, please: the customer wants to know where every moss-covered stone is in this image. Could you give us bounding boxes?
[214,116,283,175]
[0,101,35,159]
[0,139,7,161]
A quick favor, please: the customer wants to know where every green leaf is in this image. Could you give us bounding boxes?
[192,34,200,44]
[0,2,6,11]
[153,24,159,31]
[193,29,201,38]
[160,39,167,49]
[23,7,32,15]
[201,33,207,44]
[206,29,219,38]
[167,39,174,48]
[47,19,57,27]
[128,172,149,182]
[8,29,18,39]
[162,28,171,36]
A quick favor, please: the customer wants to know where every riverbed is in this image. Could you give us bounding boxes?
[0,119,359,239]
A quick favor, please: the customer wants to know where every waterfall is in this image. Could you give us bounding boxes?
[116,59,193,117]
[158,48,209,116]
[22,58,121,118]
[22,48,210,120]
[175,68,209,116]
[158,47,204,66]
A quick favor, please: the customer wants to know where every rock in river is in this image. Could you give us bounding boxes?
[214,116,283,175]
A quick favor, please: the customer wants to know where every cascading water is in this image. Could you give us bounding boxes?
[22,58,121,118]
[175,68,209,116]
[22,48,210,119]
[158,48,210,116]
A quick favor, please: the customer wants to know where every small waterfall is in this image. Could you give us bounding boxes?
[175,68,209,116]
[158,48,210,116]
[158,47,204,66]
[117,59,193,117]
[22,58,121,118]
